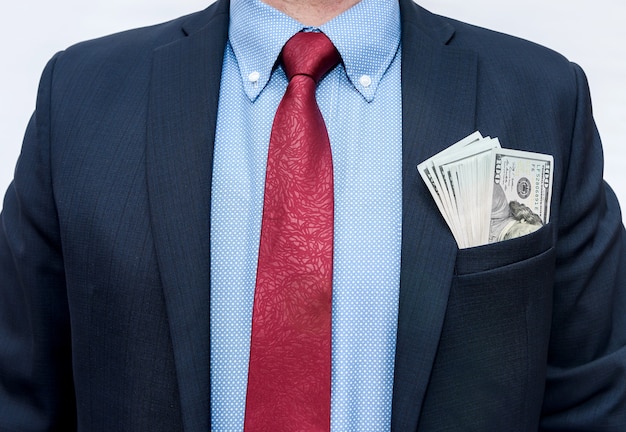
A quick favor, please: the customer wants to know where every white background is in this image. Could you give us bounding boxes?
[1,0,625,217]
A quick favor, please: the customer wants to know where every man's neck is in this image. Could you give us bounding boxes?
[261,0,362,26]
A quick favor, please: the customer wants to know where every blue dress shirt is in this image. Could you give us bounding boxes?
[210,0,402,429]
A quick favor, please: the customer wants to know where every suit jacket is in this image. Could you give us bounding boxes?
[1,0,625,430]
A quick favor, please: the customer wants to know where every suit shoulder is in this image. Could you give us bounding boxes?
[429,14,580,105]
[441,16,573,76]
[50,4,223,77]
[401,2,579,95]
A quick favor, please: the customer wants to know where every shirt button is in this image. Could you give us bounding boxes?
[248,71,260,83]
[359,74,372,88]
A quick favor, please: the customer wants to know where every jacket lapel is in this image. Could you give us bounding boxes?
[392,1,479,430]
[146,1,229,430]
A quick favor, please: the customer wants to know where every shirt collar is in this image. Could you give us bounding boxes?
[229,0,401,102]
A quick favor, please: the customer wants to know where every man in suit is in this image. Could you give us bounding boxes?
[0,0,624,430]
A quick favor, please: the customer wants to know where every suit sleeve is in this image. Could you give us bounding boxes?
[540,63,626,430]
[0,53,77,431]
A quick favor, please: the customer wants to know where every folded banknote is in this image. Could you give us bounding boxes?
[418,132,553,248]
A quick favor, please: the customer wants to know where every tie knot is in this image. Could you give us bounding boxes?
[281,32,341,84]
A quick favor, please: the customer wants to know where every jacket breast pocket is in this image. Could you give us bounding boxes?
[454,222,555,275]
[421,223,557,429]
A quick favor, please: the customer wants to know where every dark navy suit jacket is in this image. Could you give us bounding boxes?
[1,0,625,430]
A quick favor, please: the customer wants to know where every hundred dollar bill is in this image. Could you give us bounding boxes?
[418,132,554,248]
[418,133,500,248]
[489,148,553,243]
[417,132,487,244]
[418,161,461,242]
[435,139,498,248]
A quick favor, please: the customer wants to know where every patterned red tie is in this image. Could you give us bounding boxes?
[244,32,340,431]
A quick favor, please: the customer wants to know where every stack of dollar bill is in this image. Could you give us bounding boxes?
[418,131,553,249]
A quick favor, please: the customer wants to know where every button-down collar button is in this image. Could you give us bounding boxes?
[248,71,260,83]
[359,74,372,88]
